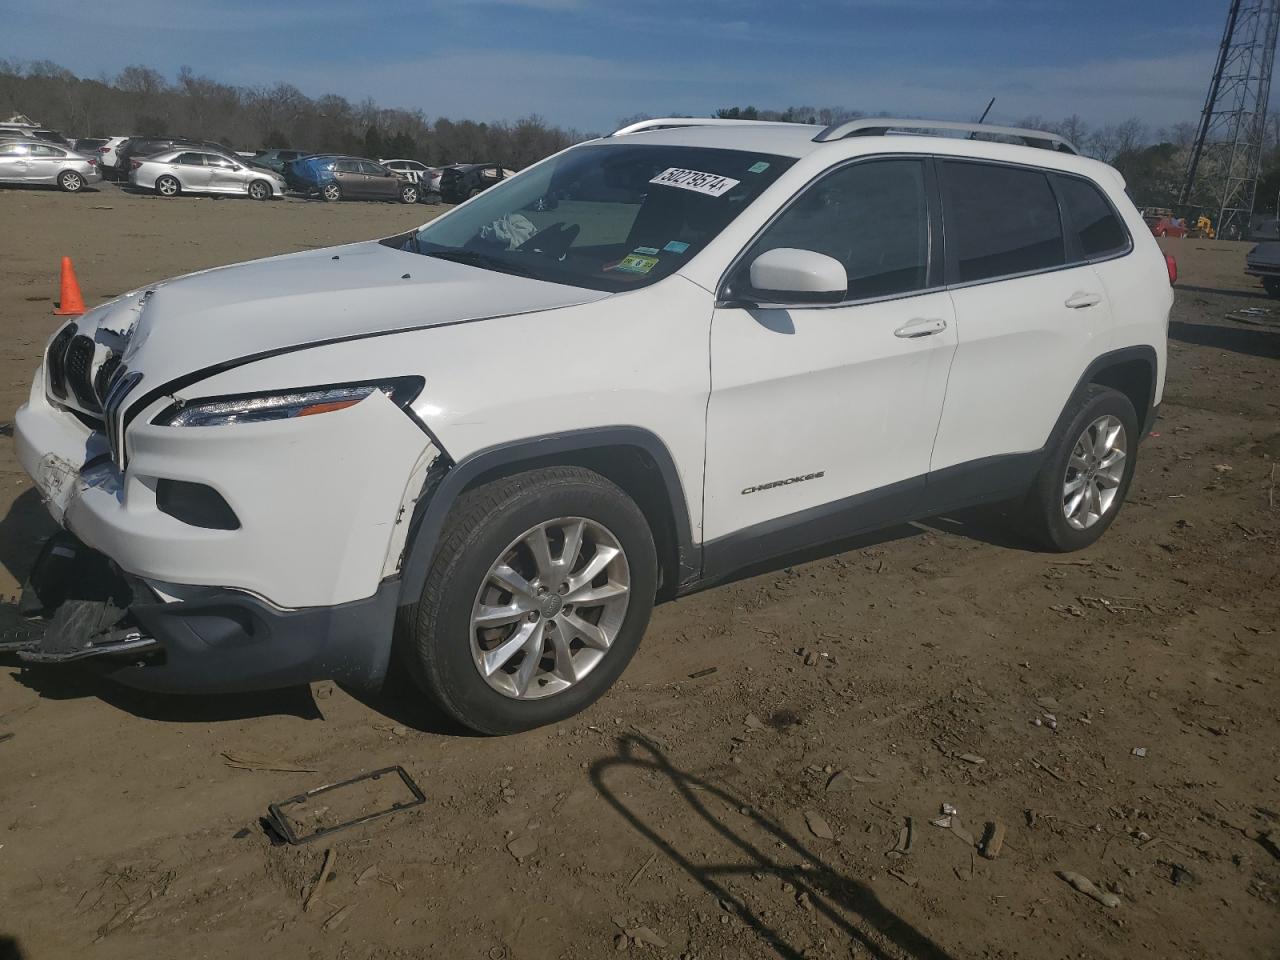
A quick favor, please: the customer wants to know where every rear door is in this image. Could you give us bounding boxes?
[362,160,398,198]
[703,157,957,554]
[929,159,1112,477]
[172,152,212,189]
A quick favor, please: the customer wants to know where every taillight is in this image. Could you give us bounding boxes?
[87,159,97,166]
[130,159,142,169]
[98,145,109,153]
[1165,254,1178,286]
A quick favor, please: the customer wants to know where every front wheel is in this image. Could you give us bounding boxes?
[321,182,341,202]
[399,183,419,204]
[402,466,657,735]
[57,170,84,193]
[155,175,180,197]
[1017,384,1139,551]
[248,179,272,201]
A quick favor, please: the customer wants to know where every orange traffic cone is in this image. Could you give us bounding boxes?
[53,256,86,316]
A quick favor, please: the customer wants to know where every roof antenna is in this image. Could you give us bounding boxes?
[969,97,995,138]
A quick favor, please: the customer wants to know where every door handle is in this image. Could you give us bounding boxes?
[1064,291,1102,309]
[894,317,948,338]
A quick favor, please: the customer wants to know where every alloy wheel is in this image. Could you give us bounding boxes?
[1062,414,1127,530]
[249,181,269,200]
[323,183,340,201]
[469,517,630,700]
[158,177,178,197]
[61,172,82,192]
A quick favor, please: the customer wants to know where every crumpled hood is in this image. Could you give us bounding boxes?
[106,238,610,390]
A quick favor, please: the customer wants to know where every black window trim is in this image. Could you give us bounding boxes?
[716,153,946,311]
[937,157,1134,293]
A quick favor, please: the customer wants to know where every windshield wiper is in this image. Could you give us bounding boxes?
[421,248,536,279]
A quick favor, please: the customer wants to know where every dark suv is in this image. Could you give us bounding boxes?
[286,155,418,203]
[439,163,510,203]
[252,148,309,173]
[113,137,232,180]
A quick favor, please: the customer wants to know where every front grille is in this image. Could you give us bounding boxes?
[65,335,100,411]
[94,352,122,406]
[46,324,77,400]
[103,370,142,469]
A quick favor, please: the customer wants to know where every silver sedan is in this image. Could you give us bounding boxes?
[0,139,102,192]
[130,149,287,200]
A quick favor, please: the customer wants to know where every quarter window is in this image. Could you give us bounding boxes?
[941,161,1065,282]
[744,159,931,301]
[1055,175,1128,259]
[359,161,385,176]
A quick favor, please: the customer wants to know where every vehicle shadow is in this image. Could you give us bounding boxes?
[590,735,956,959]
[0,488,57,591]
[1169,318,1280,359]
[0,935,25,960]
[341,653,476,737]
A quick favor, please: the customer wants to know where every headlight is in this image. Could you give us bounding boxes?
[155,377,423,427]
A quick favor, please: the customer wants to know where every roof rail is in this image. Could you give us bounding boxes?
[610,117,788,137]
[813,117,1078,155]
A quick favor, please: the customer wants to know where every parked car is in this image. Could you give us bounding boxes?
[85,136,130,180]
[286,154,419,203]
[14,117,1172,735]
[253,148,310,173]
[1144,214,1187,238]
[381,158,430,184]
[0,123,71,147]
[439,163,515,203]
[0,139,100,192]
[112,137,233,180]
[129,148,286,200]
[73,137,109,156]
[1244,240,1280,296]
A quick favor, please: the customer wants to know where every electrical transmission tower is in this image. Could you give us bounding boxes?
[1179,0,1280,238]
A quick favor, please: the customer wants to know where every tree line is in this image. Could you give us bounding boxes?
[0,59,591,169]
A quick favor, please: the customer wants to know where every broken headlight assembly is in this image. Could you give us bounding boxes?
[154,377,424,427]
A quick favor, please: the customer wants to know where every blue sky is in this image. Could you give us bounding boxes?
[8,0,1237,133]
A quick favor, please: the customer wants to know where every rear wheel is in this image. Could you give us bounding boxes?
[248,179,272,201]
[155,175,180,198]
[321,181,341,202]
[1017,384,1138,551]
[57,170,84,193]
[402,466,657,735]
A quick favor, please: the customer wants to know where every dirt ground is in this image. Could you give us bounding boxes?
[0,183,1277,960]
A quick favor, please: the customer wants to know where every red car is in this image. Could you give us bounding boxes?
[1145,215,1187,238]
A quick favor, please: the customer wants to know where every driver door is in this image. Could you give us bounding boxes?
[703,157,957,560]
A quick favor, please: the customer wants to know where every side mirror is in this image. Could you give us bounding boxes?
[747,248,847,305]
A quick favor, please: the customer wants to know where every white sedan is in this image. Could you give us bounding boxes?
[130,149,287,200]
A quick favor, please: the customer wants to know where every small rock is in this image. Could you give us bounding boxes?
[1132,747,1148,758]
[796,891,813,911]
[506,836,537,861]
[391,724,408,737]
[825,771,852,792]
[805,811,835,840]
[744,714,765,731]
[629,927,667,948]
[804,651,819,667]
[614,933,629,951]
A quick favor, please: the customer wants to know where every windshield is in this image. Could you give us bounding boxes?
[406,143,795,291]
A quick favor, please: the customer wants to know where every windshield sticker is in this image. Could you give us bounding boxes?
[649,167,741,197]
[663,240,690,254]
[747,161,771,174]
[633,246,660,255]
[615,253,659,275]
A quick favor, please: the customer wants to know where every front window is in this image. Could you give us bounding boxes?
[405,143,795,292]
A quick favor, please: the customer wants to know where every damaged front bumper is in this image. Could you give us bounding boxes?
[9,531,399,692]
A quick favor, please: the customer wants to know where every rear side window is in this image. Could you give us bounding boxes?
[941,161,1065,282]
[745,158,930,301]
[335,159,359,173]
[360,161,385,176]
[1054,175,1129,259]
[175,153,205,165]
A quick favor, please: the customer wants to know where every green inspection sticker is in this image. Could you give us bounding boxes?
[747,161,770,174]
[615,254,659,275]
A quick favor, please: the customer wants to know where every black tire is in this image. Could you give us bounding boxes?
[1263,277,1280,298]
[1017,384,1139,552]
[399,183,419,204]
[248,179,272,201]
[321,181,341,202]
[402,466,657,735]
[155,175,180,198]
[57,170,84,193]
[467,186,481,200]
[421,190,442,205]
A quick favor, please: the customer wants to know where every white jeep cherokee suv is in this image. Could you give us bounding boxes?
[13,117,1173,734]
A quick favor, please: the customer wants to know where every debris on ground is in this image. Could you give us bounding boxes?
[804,810,835,840]
[1132,747,1149,758]
[304,848,337,913]
[222,751,317,774]
[980,820,1007,860]
[1057,870,1122,908]
[322,904,354,932]
[507,835,538,861]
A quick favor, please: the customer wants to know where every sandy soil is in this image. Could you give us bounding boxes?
[0,184,1277,960]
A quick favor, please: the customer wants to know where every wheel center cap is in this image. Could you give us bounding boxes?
[540,594,564,618]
